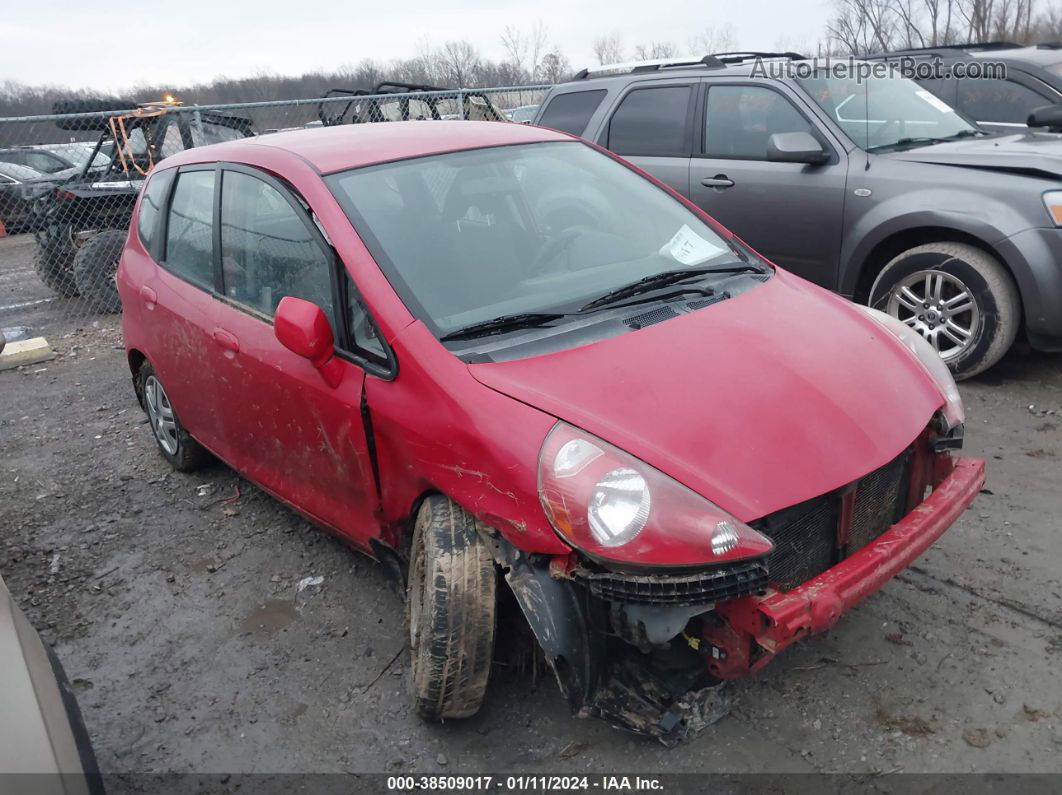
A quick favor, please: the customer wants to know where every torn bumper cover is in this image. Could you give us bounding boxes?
[704,456,985,678]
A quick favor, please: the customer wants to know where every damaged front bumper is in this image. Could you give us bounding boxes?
[488,454,984,743]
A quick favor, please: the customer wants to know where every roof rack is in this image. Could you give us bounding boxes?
[573,55,726,80]
[1036,41,1062,50]
[871,40,1022,59]
[709,51,807,63]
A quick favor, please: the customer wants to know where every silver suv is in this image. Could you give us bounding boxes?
[534,52,1062,378]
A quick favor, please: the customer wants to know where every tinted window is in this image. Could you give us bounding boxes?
[137,168,174,251]
[18,151,67,174]
[957,78,1051,123]
[705,85,816,160]
[164,170,215,289]
[220,170,335,325]
[608,86,692,157]
[537,90,607,135]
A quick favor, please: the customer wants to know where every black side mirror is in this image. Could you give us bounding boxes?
[1027,103,1062,131]
[767,132,829,165]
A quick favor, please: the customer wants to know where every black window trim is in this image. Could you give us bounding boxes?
[697,80,839,164]
[216,161,397,380]
[600,82,698,158]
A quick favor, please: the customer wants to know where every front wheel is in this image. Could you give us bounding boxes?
[406,495,497,721]
[73,230,125,314]
[869,242,1020,379]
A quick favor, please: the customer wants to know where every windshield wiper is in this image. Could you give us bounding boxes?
[579,263,761,312]
[439,312,566,342]
[867,129,987,153]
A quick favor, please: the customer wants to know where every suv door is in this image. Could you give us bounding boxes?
[207,165,380,548]
[689,81,848,287]
[598,82,696,195]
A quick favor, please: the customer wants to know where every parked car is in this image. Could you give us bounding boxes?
[0,572,104,792]
[506,104,539,123]
[534,52,1062,378]
[0,146,77,175]
[867,41,1062,134]
[0,162,60,232]
[118,120,984,741]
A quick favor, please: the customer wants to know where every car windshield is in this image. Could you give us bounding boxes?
[327,141,756,337]
[797,72,979,151]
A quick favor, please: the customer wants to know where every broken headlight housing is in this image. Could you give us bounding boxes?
[537,422,774,567]
[859,306,965,430]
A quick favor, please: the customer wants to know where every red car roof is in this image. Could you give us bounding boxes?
[166,121,572,174]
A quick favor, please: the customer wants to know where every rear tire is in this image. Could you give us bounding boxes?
[406,495,497,721]
[869,242,1020,379]
[137,362,212,472]
[73,230,125,313]
[33,232,79,297]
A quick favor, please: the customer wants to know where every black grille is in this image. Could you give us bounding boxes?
[623,306,680,329]
[686,294,728,311]
[750,450,913,591]
[848,451,912,552]
[573,560,767,606]
[751,495,838,591]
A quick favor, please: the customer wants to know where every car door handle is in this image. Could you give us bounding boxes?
[212,328,240,355]
[139,285,157,309]
[701,175,735,189]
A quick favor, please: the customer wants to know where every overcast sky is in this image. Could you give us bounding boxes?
[1,0,832,92]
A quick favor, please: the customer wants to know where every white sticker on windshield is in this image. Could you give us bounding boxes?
[916,89,954,114]
[660,224,726,266]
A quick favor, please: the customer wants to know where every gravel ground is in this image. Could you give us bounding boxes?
[2,232,1062,777]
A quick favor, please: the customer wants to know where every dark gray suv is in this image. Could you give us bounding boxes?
[533,53,1062,378]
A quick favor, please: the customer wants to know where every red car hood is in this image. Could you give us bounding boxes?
[469,271,945,522]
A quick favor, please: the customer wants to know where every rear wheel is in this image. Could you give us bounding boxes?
[406,495,497,721]
[33,229,79,297]
[138,362,212,472]
[72,229,125,313]
[869,242,1020,379]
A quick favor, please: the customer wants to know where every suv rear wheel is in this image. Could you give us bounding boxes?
[869,242,1020,379]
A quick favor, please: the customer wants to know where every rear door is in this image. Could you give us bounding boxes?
[206,165,380,548]
[689,80,848,287]
[597,81,696,196]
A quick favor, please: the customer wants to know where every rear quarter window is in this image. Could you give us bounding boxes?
[137,168,175,252]
[536,90,607,136]
[163,170,216,289]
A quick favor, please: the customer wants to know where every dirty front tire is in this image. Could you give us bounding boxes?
[869,242,1020,380]
[33,235,79,297]
[406,495,497,721]
[73,230,126,313]
[137,362,212,472]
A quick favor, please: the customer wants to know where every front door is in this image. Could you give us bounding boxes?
[206,165,378,547]
[689,82,848,288]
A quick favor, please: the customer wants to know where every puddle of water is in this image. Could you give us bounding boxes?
[238,599,299,636]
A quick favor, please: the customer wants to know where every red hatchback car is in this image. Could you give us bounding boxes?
[118,121,985,740]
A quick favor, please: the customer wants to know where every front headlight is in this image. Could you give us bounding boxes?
[859,306,965,429]
[1043,191,1062,226]
[537,422,774,567]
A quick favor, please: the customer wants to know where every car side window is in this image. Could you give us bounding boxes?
[956,78,1051,124]
[536,90,607,136]
[138,168,174,252]
[344,273,388,364]
[607,86,692,157]
[163,169,216,289]
[704,85,817,160]
[220,169,336,327]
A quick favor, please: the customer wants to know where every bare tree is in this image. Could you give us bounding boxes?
[687,25,738,55]
[438,40,482,87]
[632,41,679,60]
[592,32,625,65]
[528,21,550,80]
[539,50,572,83]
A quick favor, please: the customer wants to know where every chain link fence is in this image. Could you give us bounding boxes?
[0,85,548,336]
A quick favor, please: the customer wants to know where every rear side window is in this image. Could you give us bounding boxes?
[137,168,174,251]
[537,90,607,136]
[704,85,816,160]
[607,86,693,157]
[220,170,336,326]
[164,170,215,289]
[957,78,1051,123]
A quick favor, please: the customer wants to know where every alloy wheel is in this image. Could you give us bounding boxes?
[144,375,179,456]
[885,269,981,361]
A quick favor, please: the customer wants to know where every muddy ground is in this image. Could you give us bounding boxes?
[2,232,1062,777]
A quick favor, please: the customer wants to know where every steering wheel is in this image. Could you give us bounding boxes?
[529,226,586,275]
